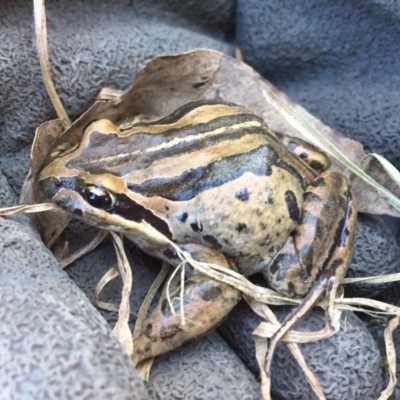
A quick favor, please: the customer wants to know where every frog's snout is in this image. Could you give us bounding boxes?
[39,176,64,200]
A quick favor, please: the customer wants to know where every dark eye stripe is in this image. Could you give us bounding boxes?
[40,175,173,239]
[112,193,172,239]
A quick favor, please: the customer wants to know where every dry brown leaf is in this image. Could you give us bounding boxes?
[19,119,65,206]
[41,49,399,216]
[19,169,34,206]
[135,358,155,383]
[29,119,72,248]
[352,153,400,216]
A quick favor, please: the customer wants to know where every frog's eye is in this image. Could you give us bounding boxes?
[83,185,116,210]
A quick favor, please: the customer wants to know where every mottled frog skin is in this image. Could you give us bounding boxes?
[39,100,357,363]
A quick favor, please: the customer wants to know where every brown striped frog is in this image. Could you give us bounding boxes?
[39,100,357,363]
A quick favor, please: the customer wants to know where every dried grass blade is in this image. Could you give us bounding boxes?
[33,0,70,125]
[245,296,279,322]
[286,344,326,400]
[248,297,339,341]
[378,317,400,400]
[248,297,335,400]
[134,263,171,379]
[235,46,244,62]
[133,262,171,339]
[94,266,121,312]
[167,241,300,306]
[328,302,391,320]
[111,233,133,357]
[169,240,400,321]
[336,298,400,317]
[179,261,186,324]
[165,239,400,398]
[260,86,400,212]
[342,273,400,285]
[252,319,340,343]
[60,230,109,268]
[0,203,59,215]
[254,334,271,400]
[165,261,185,316]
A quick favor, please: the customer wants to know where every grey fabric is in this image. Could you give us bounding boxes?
[2,0,400,399]
[236,0,400,170]
[219,302,384,400]
[146,331,262,400]
[1,1,261,398]
[1,0,234,193]
[0,172,150,400]
[345,214,400,297]
[375,285,400,400]
[64,226,262,400]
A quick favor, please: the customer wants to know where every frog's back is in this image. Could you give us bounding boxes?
[115,101,315,275]
[69,101,272,180]
[66,101,314,193]
[44,100,316,276]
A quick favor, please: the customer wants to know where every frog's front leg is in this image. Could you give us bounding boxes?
[266,170,357,297]
[275,132,331,173]
[264,170,357,374]
[132,245,241,364]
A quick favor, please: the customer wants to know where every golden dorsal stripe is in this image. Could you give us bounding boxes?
[94,120,262,164]
[118,103,247,137]
[144,120,262,153]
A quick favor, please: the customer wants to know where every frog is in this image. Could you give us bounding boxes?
[38,99,357,365]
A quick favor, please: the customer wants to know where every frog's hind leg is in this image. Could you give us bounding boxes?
[263,170,357,376]
[132,244,241,364]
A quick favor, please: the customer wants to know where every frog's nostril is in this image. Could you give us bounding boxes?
[72,208,83,217]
